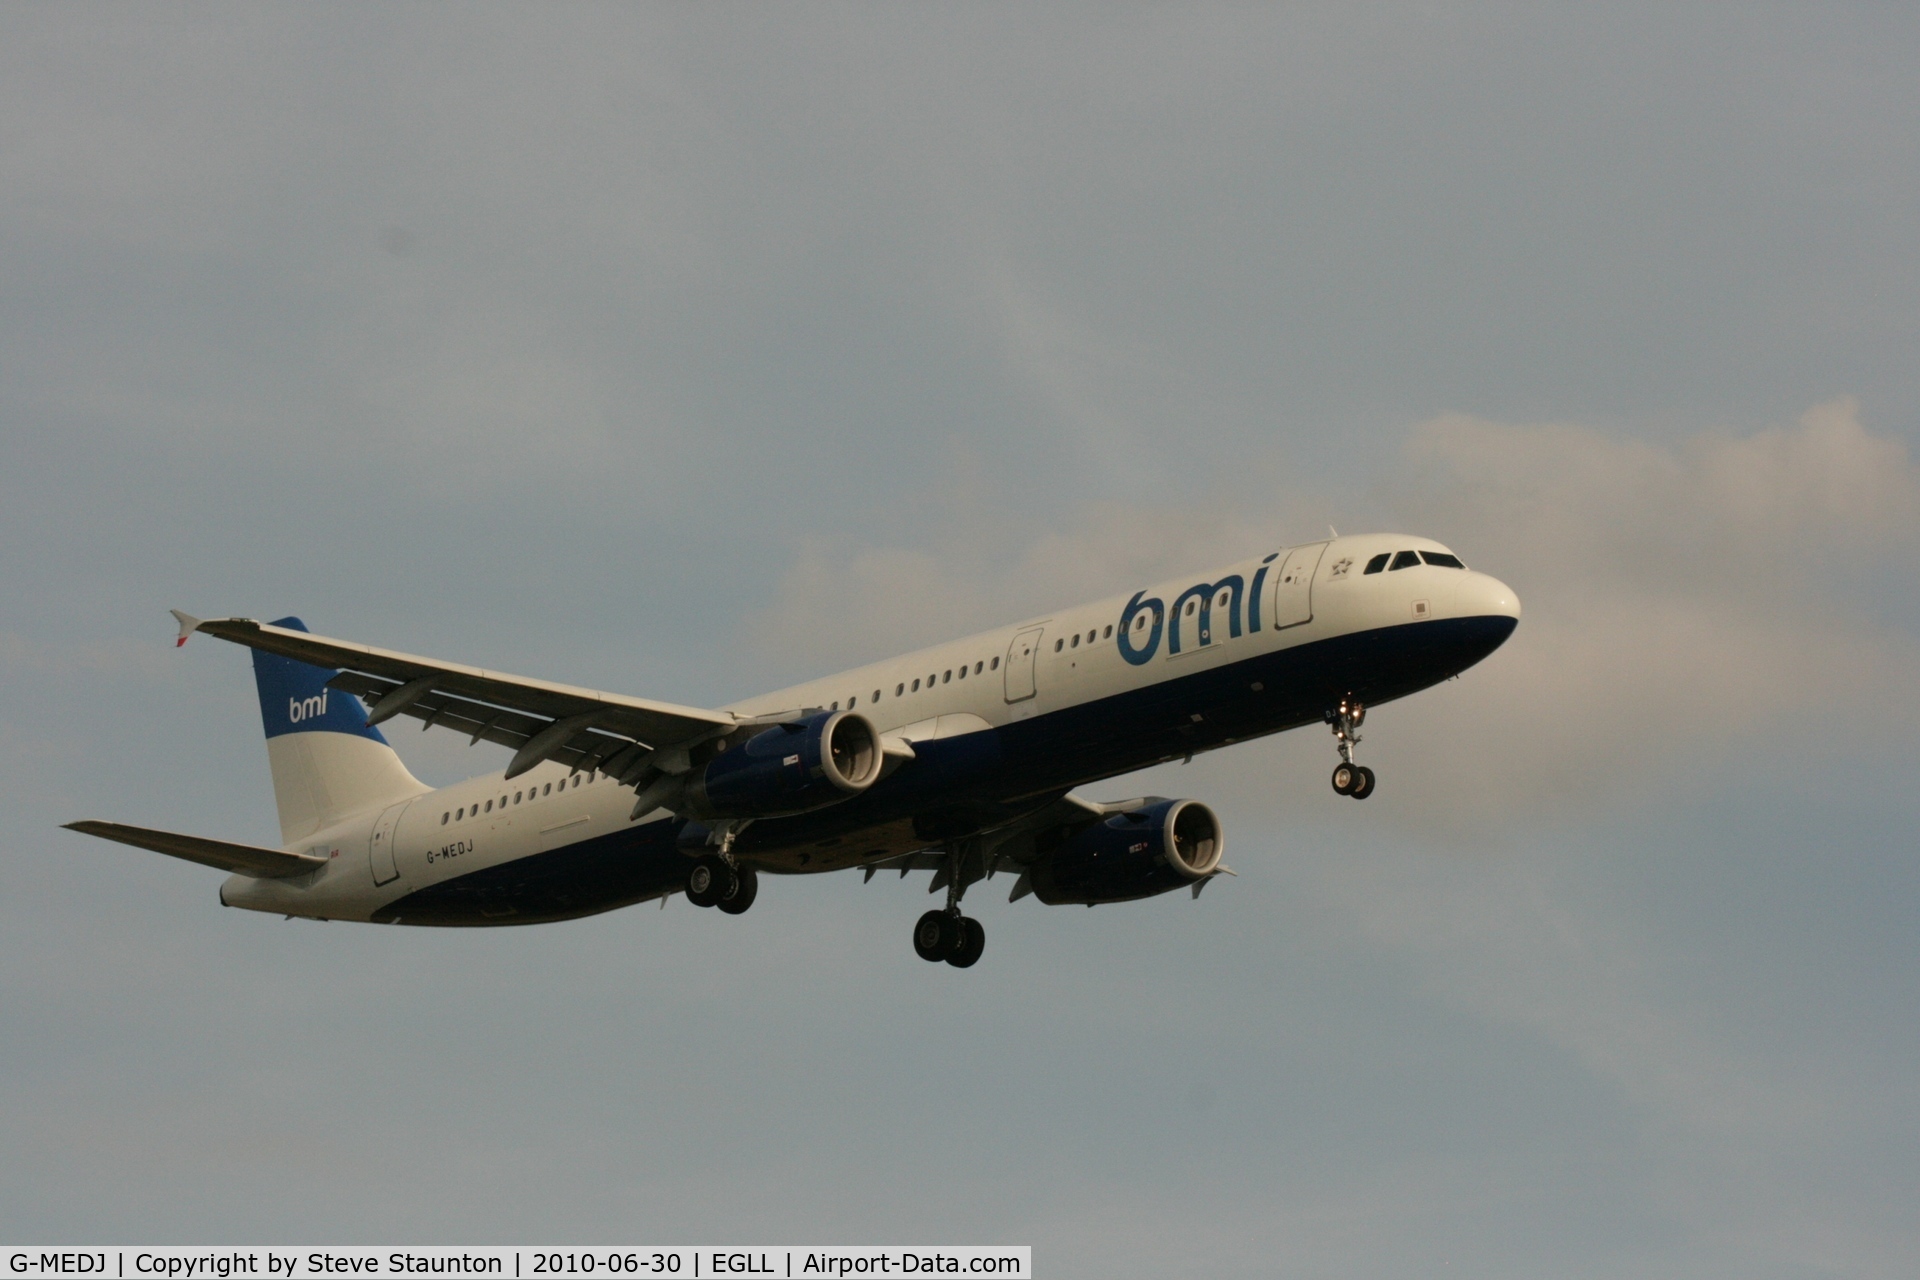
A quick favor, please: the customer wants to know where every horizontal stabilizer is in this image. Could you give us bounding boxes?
[62,821,327,879]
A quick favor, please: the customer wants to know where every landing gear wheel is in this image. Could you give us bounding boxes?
[1349,766,1376,800]
[1332,763,1359,795]
[913,910,960,962]
[685,854,735,908]
[715,863,758,914]
[946,916,985,968]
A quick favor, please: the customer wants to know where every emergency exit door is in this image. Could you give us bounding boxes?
[1004,627,1045,702]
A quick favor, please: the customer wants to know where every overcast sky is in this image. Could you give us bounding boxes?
[3,6,1918,1277]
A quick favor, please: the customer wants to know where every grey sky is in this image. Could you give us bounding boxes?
[3,6,1917,1276]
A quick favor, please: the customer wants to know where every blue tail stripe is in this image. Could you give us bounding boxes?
[252,617,389,743]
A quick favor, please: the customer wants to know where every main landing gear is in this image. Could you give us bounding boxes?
[912,841,986,967]
[914,909,985,968]
[685,853,759,914]
[1328,699,1376,799]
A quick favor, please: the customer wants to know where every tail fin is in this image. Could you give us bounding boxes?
[253,617,425,844]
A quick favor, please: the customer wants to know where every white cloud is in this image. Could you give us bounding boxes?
[1385,396,1920,827]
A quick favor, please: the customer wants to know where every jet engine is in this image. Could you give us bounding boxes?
[1026,798,1224,905]
[681,709,882,820]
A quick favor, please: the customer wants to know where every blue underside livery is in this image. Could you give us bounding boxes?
[372,614,1515,925]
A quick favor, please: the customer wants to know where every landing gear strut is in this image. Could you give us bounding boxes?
[912,843,986,967]
[1328,699,1376,799]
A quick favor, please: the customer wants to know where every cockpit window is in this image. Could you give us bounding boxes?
[1389,550,1421,570]
[1420,551,1465,569]
[1364,553,1391,575]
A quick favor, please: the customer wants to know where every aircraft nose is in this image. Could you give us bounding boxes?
[1473,572,1521,621]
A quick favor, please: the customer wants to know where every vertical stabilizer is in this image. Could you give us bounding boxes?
[252,617,426,844]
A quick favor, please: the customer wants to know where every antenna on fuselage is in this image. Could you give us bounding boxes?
[1328,524,1339,539]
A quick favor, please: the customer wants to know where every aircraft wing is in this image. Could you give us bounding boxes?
[64,820,328,879]
[861,792,1118,895]
[861,792,1231,901]
[177,613,748,784]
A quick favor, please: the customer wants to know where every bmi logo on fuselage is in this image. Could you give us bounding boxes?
[1117,553,1280,667]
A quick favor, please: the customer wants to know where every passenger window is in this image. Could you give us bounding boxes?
[1134,615,1146,631]
[831,701,839,711]
[896,683,905,696]
[1390,550,1421,570]
[991,657,999,670]
[1364,553,1390,574]
[543,783,551,795]
[957,667,966,680]
[1216,592,1228,608]
[441,812,449,825]
[1186,600,1197,616]
[456,807,464,820]
[975,661,983,674]
[501,795,508,806]
[484,800,493,813]
[912,678,920,691]
[514,792,521,804]
[1104,625,1112,638]
[873,689,882,701]
[1054,639,1064,652]
[1071,634,1080,648]
[943,670,951,682]
[1420,551,1466,568]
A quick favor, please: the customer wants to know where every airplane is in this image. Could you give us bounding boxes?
[64,533,1518,968]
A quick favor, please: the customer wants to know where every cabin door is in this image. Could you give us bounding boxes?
[368,801,408,886]
[1004,627,1045,702]
[1273,543,1326,629]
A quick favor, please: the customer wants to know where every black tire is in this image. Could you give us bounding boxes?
[685,855,732,908]
[1331,763,1358,795]
[946,917,985,968]
[716,863,758,914]
[1350,766,1376,799]
[913,910,958,962]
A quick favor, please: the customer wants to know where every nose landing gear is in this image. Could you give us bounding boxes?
[1328,700,1376,799]
[1331,762,1375,798]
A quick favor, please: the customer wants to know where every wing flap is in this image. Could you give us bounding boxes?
[323,672,642,776]
[63,821,327,879]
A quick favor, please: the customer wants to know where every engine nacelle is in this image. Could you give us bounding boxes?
[682,710,882,820]
[1027,798,1224,906]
